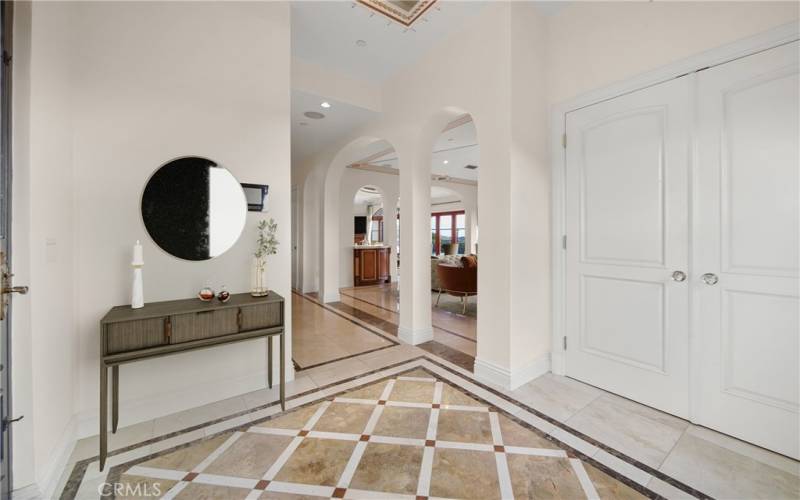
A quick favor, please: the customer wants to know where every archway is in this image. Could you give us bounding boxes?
[428,114,479,358]
[318,136,401,304]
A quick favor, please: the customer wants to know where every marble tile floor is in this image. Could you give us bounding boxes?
[53,350,799,500]
[304,291,476,371]
[291,292,397,370]
[339,283,477,345]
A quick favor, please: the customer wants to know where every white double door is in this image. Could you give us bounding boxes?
[565,41,799,458]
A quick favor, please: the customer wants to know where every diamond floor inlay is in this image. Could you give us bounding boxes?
[95,364,658,499]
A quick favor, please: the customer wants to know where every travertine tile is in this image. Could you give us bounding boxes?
[349,443,424,495]
[566,394,688,468]
[273,438,356,486]
[312,402,374,434]
[388,379,435,403]
[585,463,649,499]
[339,379,388,400]
[497,414,557,449]
[371,406,430,439]
[511,372,604,422]
[659,431,800,500]
[142,433,231,471]
[436,410,493,444]
[440,384,483,407]
[204,433,294,479]
[429,448,500,499]
[506,455,584,499]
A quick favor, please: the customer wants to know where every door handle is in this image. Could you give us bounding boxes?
[671,270,687,282]
[701,273,719,286]
[0,265,29,320]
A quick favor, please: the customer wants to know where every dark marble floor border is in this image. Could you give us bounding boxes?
[321,298,476,372]
[424,358,714,499]
[99,363,705,500]
[59,355,713,500]
[59,356,428,500]
[339,287,478,344]
[291,291,398,371]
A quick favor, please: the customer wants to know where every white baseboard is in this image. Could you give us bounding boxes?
[31,415,77,500]
[77,366,294,439]
[398,326,433,345]
[474,353,550,390]
[322,290,341,303]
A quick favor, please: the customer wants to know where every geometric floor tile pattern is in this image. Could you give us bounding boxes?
[108,367,648,499]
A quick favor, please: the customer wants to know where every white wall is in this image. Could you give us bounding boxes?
[12,1,292,493]
[11,1,79,493]
[294,0,798,390]
[547,1,799,104]
[71,0,292,432]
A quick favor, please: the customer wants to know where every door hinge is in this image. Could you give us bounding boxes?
[561,133,567,149]
[563,336,567,350]
[562,235,567,250]
[2,51,10,66]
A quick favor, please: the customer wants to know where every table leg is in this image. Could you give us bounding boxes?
[280,332,285,411]
[100,362,108,471]
[267,336,273,389]
[112,365,119,433]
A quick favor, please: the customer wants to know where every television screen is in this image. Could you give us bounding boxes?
[354,216,367,234]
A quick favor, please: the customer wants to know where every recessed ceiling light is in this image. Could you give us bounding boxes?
[443,160,449,164]
[356,39,367,47]
[320,102,331,108]
[304,111,325,119]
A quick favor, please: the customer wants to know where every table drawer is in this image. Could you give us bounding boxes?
[239,302,282,331]
[170,309,239,344]
[105,318,166,354]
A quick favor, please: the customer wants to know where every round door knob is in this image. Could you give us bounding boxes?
[701,273,719,285]
[671,270,687,282]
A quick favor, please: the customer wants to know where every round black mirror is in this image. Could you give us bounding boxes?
[141,156,247,261]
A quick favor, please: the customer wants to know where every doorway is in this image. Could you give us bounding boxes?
[563,41,799,459]
[0,2,15,496]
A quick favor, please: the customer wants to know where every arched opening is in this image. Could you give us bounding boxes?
[427,113,478,358]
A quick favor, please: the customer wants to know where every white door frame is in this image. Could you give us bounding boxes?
[550,22,800,411]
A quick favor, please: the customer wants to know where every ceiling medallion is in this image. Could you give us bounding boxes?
[357,0,438,27]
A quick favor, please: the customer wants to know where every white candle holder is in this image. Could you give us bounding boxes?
[131,240,144,309]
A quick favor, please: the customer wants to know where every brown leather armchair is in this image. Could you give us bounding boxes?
[435,257,477,314]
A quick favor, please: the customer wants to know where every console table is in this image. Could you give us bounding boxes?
[98,292,285,470]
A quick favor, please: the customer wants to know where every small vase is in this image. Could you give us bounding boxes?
[217,285,230,303]
[198,284,215,302]
[250,257,269,297]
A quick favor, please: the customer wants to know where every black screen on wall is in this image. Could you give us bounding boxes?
[354,216,367,234]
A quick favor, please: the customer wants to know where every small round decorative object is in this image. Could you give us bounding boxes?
[217,286,230,303]
[198,285,215,302]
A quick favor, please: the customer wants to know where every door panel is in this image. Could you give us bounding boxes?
[581,108,666,266]
[695,41,799,459]
[565,76,691,418]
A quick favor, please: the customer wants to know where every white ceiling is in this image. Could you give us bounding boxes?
[292,89,379,164]
[358,119,479,181]
[291,1,490,83]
